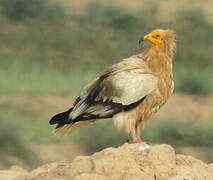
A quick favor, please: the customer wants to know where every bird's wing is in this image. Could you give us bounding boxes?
[70,56,158,121]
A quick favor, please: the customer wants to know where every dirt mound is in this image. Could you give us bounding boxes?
[1,143,213,180]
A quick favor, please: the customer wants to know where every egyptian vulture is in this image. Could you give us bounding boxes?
[49,29,176,143]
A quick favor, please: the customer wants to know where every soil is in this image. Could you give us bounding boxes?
[1,143,213,180]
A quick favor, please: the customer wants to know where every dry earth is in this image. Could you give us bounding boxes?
[1,143,213,180]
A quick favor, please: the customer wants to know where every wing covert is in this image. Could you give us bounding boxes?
[69,56,158,120]
[96,71,157,105]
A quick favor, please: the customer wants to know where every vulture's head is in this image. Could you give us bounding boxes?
[140,29,176,51]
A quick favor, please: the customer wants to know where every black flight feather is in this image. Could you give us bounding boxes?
[49,96,146,129]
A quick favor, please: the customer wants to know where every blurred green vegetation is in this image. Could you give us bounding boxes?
[0,0,213,168]
[174,67,213,95]
[0,0,65,21]
[0,104,41,169]
[0,63,104,96]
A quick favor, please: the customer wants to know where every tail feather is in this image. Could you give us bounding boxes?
[54,120,96,135]
[49,108,73,129]
[49,107,97,135]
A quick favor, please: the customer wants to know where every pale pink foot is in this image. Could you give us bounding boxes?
[136,125,142,143]
[127,125,141,143]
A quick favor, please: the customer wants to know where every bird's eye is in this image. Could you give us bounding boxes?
[156,34,160,38]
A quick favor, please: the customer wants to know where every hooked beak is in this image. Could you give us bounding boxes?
[144,34,150,41]
[139,34,149,44]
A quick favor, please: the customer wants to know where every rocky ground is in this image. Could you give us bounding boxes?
[1,143,213,180]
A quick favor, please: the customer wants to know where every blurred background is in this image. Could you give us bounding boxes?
[0,0,213,170]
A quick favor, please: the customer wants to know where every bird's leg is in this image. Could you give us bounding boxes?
[130,125,138,143]
[136,124,151,145]
[136,125,142,143]
[128,124,143,143]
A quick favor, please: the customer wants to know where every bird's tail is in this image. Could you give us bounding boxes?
[49,108,96,135]
[49,108,72,128]
[54,120,96,135]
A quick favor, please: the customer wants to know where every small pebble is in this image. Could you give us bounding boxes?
[139,145,150,151]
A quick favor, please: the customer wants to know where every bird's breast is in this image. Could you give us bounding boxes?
[136,71,174,122]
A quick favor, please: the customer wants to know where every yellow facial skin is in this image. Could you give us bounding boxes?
[143,31,163,48]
